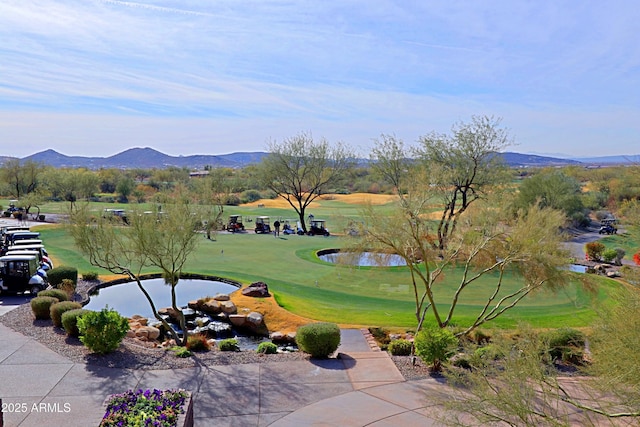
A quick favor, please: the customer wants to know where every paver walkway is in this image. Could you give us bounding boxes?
[0,323,447,426]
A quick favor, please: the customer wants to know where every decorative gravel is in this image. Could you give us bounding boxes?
[0,280,430,380]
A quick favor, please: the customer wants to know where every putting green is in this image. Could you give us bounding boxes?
[36,224,618,330]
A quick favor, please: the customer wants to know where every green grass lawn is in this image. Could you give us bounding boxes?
[35,214,622,330]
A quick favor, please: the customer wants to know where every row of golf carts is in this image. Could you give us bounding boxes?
[225,215,330,236]
[0,226,54,295]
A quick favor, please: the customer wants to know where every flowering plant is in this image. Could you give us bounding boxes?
[100,388,188,427]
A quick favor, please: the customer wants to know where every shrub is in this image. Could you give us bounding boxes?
[171,346,192,358]
[218,338,239,352]
[61,309,91,337]
[256,342,278,354]
[186,333,211,352]
[602,248,617,263]
[47,266,78,287]
[585,241,605,261]
[614,248,626,266]
[368,327,391,345]
[240,189,262,204]
[50,301,82,328]
[30,296,59,320]
[296,322,341,358]
[388,339,413,356]
[82,271,99,281]
[542,327,586,364]
[58,279,76,299]
[37,288,69,302]
[77,307,130,354]
[414,327,458,372]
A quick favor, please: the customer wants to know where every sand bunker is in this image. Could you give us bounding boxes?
[242,193,398,208]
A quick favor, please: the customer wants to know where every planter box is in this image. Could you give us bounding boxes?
[101,390,193,427]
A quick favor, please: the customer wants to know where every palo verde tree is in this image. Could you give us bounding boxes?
[358,191,570,337]
[260,132,353,233]
[442,287,640,426]
[0,159,45,213]
[68,200,203,346]
[415,115,512,250]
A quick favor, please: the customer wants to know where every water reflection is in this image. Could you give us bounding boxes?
[318,251,407,267]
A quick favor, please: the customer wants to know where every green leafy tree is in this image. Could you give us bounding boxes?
[260,132,353,233]
[513,169,584,220]
[69,200,203,346]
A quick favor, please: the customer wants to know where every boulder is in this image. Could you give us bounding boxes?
[242,281,270,297]
[228,314,247,328]
[246,312,263,327]
[213,294,230,301]
[220,300,237,315]
[201,300,221,315]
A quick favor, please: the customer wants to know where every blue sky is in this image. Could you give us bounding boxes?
[1,1,638,158]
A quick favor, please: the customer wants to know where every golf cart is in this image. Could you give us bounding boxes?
[254,216,271,234]
[282,219,301,235]
[0,254,48,295]
[308,219,330,236]
[5,245,53,270]
[226,215,245,232]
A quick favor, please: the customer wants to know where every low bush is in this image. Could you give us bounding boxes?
[542,327,586,364]
[218,338,239,352]
[186,333,211,352]
[602,248,618,263]
[256,342,278,354]
[30,296,59,320]
[414,327,458,372]
[171,346,192,358]
[50,301,82,328]
[77,307,130,354]
[37,288,69,302]
[388,339,413,356]
[58,279,76,299]
[61,309,91,337]
[296,322,341,358]
[47,266,78,287]
[82,271,99,281]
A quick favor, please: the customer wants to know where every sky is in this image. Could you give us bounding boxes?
[1,1,638,159]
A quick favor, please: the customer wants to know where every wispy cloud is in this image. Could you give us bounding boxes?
[0,0,638,157]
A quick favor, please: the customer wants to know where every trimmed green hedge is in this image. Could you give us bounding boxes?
[47,266,78,287]
[38,288,69,302]
[30,296,59,320]
[296,322,341,358]
[50,301,82,328]
[61,308,92,337]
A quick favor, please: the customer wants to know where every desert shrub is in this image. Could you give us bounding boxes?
[30,296,59,320]
[414,327,458,372]
[61,309,91,337]
[614,248,626,265]
[50,301,82,328]
[58,279,76,299]
[585,241,605,261]
[542,327,586,364]
[48,266,78,287]
[296,322,341,358]
[602,248,618,263]
[77,307,129,354]
[172,346,192,358]
[240,189,262,204]
[472,329,491,345]
[256,342,278,354]
[37,288,69,302]
[368,327,391,345]
[388,339,413,356]
[186,334,211,352]
[82,271,99,281]
[218,338,239,352]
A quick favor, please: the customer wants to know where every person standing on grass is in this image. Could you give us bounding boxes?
[273,220,281,237]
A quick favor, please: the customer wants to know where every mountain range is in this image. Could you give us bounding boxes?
[0,147,637,170]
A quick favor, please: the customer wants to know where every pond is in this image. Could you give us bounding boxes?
[84,278,239,318]
[317,249,407,267]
